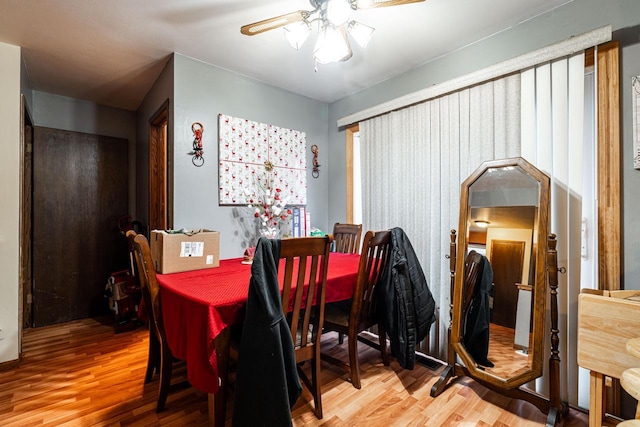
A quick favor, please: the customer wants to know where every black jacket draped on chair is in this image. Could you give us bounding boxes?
[463,252,494,368]
[232,238,302,427]
[377,227,436,369]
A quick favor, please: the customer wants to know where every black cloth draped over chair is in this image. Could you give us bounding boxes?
[376,227,436,370]
[462,250,494,368]
[232,238,301,427]
[233,235,332,426]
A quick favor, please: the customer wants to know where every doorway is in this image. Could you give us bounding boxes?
[20,96,34,332]
[489,239,525,329]
[148,100,172,231]
[31,127,129,326]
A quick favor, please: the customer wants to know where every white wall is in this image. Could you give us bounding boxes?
[0,41,21,364]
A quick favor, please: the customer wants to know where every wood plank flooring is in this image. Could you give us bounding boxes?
[0,317,592,426]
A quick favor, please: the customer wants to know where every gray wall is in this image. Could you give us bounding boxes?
[327,0,640,289]
[170,54,328,259]
[20,51,33,118]
[619,26,640,289]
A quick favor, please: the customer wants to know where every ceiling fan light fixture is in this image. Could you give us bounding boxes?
[348,20,375,48]
[240,0,426,67]
[284,21,311,50]
[327,0,352,26]
[313,24,352,64]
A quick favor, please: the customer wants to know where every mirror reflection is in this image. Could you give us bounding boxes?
[463,164,540,380]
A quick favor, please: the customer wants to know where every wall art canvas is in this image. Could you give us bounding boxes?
[218,114,307,205]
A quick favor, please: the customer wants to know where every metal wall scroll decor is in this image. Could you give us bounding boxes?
[190,122,205,167]
[311,144,320,178]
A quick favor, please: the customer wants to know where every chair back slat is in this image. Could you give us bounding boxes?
[129,232,166,341]
[463,251,483,314]
[275,235,332,418]
[279,236,332,351]
[126,230,154,324]
[353,230,392,325]
[301,254,321,348]
[332,223,363,254]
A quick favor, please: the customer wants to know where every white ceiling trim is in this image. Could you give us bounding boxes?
[337,25,612,128]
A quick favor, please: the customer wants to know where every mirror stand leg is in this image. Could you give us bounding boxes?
[545,406,558,427]
[546,233,567,424]
[431,229,459,398]
[430,364,454,397]
[430,335,456,397]
[545,401,568,427]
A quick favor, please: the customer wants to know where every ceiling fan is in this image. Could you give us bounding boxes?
[240,0,426,66]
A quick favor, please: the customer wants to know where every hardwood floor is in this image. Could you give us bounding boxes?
[0,317,591,426]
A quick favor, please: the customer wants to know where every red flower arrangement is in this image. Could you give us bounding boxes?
[244,170,292,238]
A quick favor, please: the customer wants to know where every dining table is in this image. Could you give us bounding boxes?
[156,251,361,426]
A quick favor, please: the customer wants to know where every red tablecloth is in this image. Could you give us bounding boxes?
[157,252,360,394]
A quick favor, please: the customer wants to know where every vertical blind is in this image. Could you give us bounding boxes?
[359,74,521,357]
[359,52,587,408]
[522,52,586,407]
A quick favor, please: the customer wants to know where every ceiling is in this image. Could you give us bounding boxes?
[0,0,573,111]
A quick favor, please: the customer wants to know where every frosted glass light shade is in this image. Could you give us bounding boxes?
[313,24,352,64]
[327,0,351,26]
[284,21,311,50]
[348,21,375,48]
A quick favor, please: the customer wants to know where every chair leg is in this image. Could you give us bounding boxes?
[145,330,160,383]
[311,353,323,419]
[156,345,173,412]
[214,328,231,427]
[348,332,361,389]
[338,332,344,345]
[378,324,390,366]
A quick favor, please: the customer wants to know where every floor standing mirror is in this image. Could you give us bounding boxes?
[430,157,566,427]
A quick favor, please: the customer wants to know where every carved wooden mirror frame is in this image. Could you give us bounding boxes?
[431,157,565,426]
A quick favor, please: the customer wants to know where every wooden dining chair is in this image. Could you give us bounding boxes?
[321,230,391,389]
[231,236,333,424]
[126,230,159,384]
[281,235,333,419]
[332,223,363,254]
[127,230,189,412]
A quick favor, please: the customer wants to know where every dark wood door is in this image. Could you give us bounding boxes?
[33,127,129,326]
[490,239,524,329]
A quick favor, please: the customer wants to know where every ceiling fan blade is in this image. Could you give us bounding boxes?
[241,11,306,36]
[355,0,425,9]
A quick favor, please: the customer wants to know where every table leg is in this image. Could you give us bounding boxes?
[208,393,215,427]
[589,371,605,427]
[211,328,232,427]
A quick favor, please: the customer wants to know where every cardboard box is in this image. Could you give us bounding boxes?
[150,229,220,274]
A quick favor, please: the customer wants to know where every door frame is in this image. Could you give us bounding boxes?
[20,95,34,337]
[148,100,172,230]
